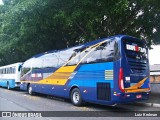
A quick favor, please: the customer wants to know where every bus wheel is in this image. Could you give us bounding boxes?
[28,85,33,95]
[7,82,10,90]
[71,88,82,106]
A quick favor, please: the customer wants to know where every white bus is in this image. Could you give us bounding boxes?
[0,62,23,89]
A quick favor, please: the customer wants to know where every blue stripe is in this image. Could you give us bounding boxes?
[77,62,113,71]
[68,62,114,88]
[0,79,15,88]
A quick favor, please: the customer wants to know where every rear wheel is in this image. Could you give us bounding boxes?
[71,88,82,106]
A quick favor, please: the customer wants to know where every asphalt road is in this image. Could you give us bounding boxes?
[0,87,159,120]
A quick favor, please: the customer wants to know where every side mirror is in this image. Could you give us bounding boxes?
[18,64,22,72]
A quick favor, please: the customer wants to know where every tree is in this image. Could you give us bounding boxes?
[0,0,160,65]
[54,0,160,45]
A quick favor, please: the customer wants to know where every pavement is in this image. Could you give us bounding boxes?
[136,83,160,108]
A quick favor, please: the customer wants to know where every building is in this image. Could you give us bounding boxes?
[150,64,160,83]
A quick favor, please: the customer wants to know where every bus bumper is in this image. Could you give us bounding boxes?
[112,92,150,104]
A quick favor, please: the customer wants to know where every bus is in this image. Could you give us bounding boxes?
[20,35,150,106]
[0,62,23,89]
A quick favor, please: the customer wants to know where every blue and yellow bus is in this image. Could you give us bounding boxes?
[20,35,150,106]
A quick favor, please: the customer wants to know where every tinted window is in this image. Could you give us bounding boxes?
[123,39,147,61]
[21,68,31,77]
[81,40,119,64]
[12,67,16,74]
[67,47,91,66]
[67,40,120,65]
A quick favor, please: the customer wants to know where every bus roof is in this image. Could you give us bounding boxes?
[0,62,23,69]
[28,35,144,59]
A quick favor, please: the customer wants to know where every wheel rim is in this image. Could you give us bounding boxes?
[28,86,32,94]
[73,91,80,104]
[7,84,10,89]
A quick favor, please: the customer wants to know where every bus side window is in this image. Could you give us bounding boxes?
[67,52,80,66]
[81,41,116,64]
[13,67,16,74]
[4,68,6,74]
[114,41,120,60]
[11,68,13,74]
[81,47,100,64]
[6,68,8,74]
[3,69,5,74]
[9,67,12,74]
[67,49,81,66]
[42,54,59,68]
[21,67,31,77]
[100,41,115,62]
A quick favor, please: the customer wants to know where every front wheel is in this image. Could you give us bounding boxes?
[7,82,10,90]
[71,88,83,106]
[28,85,34,95]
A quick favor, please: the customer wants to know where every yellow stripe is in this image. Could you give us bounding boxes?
[125,88,150,93]
[20,80,67,85]
[39,78,68,85]
[37,66,77,85]
[21,66,77,85]
[55,66,76,72]
[125,77,148,90]
[124,77,150,93]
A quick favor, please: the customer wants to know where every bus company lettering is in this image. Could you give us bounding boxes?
[126,44,146,53]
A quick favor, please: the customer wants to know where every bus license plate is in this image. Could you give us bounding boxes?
[136,94,142,99]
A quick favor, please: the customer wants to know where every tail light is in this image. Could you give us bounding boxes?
[118,68,125,92]
[148,83,151,90]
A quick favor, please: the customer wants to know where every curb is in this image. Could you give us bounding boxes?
[135,102,160,108]
[152,103,160,108]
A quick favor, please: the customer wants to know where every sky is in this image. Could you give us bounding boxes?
[0,0,3,5]
[149,45,160,65]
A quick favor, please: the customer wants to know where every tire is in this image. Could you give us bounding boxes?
[7,82,10,90]
[28,85,33,95]
[71,88,83,106]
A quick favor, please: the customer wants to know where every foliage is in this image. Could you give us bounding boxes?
[0,0,160,65]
